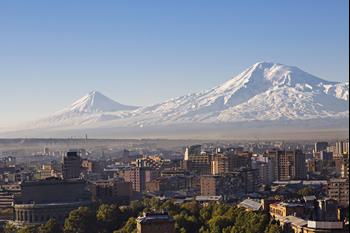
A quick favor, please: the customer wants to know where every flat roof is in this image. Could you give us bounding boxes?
[137,213,174,224]
[238,199,261,211]
[281,215,307,227]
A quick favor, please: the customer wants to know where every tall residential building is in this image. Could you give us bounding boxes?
[40,164,55,179]
[267,150,306,181]
[252,154,275,185]
[119,167,159,193]
[62,151,82,180]
[344,140,349,155]
[145,176,192,194]
[314,142,328,153]
[90,178,133,204]
[225,151,252,171]
[211,154,229,175]
[256,161,271,186]
[335,140,349,156]
[183,145,211,175]
[327,178,349,207]
[306,159,316,173]
[341,157,349,179]
[319,151,333,161]
[184,145,201,161]
[200,169,259,197]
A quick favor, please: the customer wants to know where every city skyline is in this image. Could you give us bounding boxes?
[0,0,349,126]
[0,1,349,233]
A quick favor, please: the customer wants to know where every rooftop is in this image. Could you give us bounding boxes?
[238,199,262,211]
[271,201,304,208]
[137,212,174,224]
[280,215,307,227]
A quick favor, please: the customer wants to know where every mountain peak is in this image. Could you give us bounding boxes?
[57,91,139,115]
[226,61,337,89]
[252,61,277,68]
[87,90,100,95]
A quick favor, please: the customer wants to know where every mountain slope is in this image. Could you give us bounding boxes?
[128,62,348,126]
[57,90,138,114]
[4,62,349,134]
[25,91,138,128]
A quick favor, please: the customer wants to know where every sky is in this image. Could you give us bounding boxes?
[0,0,349,127]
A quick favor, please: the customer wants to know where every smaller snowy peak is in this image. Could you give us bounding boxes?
[56,91,139,115]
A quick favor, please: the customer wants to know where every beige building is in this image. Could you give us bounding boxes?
[269,202,305,218]
[276,215,344,233]
[119,167,159,193]
[211,154,229,175]
[267,150,306,181]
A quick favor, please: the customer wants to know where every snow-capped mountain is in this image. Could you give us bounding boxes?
[5,62,349,135]
[26,91,138,128]
[57,90,138,114]
[129,62,348,125]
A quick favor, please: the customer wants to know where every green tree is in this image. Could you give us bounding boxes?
[264,223,283,233]
[173,214,199,233]
[208,216,232,233]
[63,206,97,233]
[113,217,137,233]
[2,223,17,233]
[130,200,145,216]
[17,225,38,233]
[181,201,200,217]
[38,218,62,233]
[96,204,121,233]
[160,200,180,216]
[231,208,269,233]
[297,187,315,197]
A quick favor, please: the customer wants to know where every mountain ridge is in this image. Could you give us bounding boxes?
[3,62,349,135]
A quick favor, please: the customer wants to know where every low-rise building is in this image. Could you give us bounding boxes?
[11,177,91,227]
[277,215,345,233]
[270,202,305,218]
[136,212,175,233]
[238,199,262,211]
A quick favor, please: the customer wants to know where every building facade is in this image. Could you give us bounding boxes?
[136,212,175,233]
[62,151,82,180]
[12,178,91,226]
[327,178,349,207]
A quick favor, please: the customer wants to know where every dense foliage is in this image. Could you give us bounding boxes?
[2,198,282,233]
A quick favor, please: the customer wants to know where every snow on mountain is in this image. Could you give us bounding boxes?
[25,91,138,129]
[8,62,350,132]
[57,90,138,114]
[323,82,349,101]
[129,62,348,126]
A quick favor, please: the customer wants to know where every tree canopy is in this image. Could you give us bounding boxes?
[4,198,283,233]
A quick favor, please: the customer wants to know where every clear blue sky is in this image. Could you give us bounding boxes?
[0,0,348,126]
